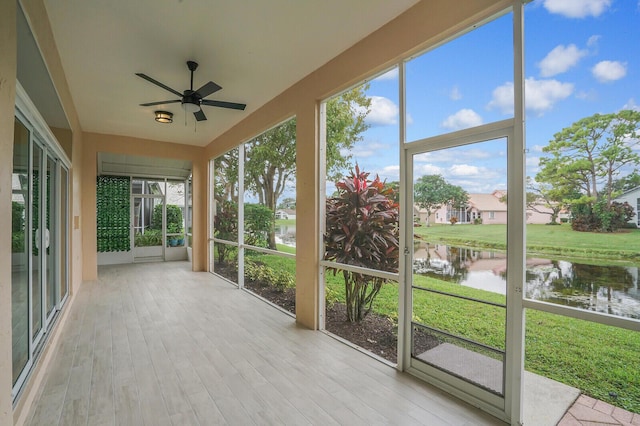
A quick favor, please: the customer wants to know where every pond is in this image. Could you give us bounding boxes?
[413,242,640,319]
[274,224,296,247]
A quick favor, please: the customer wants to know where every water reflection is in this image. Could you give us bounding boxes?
[274,224,296,247]
[413,241,640,319]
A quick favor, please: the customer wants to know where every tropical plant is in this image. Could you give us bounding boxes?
[324,165,399,322]
[152,204,183,233]
[214,200,238,264]
[134,229,162,247]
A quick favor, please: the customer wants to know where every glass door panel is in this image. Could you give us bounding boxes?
[12,117,30,387]
[46,156,57,319]
[133,195,164,262]
[31,143,43,343]
[59,166,68,303]
[409,135,508,406]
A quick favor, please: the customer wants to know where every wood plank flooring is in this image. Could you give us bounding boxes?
[25,261,502,425]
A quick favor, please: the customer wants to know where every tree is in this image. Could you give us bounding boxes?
[214,200,238,264]
[214,149,239,204]
[606,170,640,195]
[511,177,570,225]
[414,175,468,226]
[244,85,371,249]
[244,203,275,248]
[537,110,640,231]
[324,166,399,322]
[277,197,296,210]
[538,110,640,209]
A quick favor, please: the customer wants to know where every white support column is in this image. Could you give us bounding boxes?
[505,1,526,425]
[237,146,245,289]
[398,60,409,372]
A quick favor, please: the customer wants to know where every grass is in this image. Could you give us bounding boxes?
[414,223,640,262]
[326,273,640,413]
[241,235,640,413]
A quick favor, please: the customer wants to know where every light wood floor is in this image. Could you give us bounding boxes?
[25,261,502,425]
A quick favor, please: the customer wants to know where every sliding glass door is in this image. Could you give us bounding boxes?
[12,107,70,399]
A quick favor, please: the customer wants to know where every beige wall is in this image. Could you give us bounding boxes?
[80,132,208,279]
[0,2,18,423]
[203,0,510,329]
[8,1,85,423]
[51,127,72,159]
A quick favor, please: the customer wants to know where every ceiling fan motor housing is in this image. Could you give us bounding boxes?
[182,89,201,112]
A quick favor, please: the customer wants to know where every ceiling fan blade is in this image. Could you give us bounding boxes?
[136,73,183,97]
[194,109,207,121]
[196,81,222,98]
[139,99,181,107]
[202,99,247,111]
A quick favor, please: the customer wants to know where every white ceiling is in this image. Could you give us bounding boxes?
[40,0,419,147]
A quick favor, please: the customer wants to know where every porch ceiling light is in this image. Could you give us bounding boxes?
[154,110,173,124]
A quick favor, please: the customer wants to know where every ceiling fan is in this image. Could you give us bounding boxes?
[136,60,246,121]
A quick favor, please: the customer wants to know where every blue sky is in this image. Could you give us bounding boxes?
[339,0,640,196]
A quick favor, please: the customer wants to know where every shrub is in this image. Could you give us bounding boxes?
[152,204,183,233]
[245,261,293,292]
[244,203,274,248]
[324,165,399,322]
[572,200,634,232]
[214,201,238,263]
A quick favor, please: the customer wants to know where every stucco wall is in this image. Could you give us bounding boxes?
[0,3,18,423]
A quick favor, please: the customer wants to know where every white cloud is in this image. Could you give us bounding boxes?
[538,44,587,77]
[414,148,491,164]
[365,96,399,126]
[488,78,574,116]
[450,86,462,101]
[543,0,611,18]
[414,164,444,176]
[375,68,398,81]
[345,142,388,159]
[379,165,400,180]
[622,98,640,112]
[587,35,601,48]
[441,109,483,130]
[406,113,414,125]
[449,164,480,177]
[592,60,627,83]
[531,145,546,153]
[526,156,541,168]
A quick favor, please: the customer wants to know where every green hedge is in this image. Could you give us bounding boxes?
[97,176,130,252]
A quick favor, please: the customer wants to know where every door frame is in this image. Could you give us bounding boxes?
[402,119,524,422]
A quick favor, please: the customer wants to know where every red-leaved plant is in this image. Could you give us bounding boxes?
[324,165,399,322]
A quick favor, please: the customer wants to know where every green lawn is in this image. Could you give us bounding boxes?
[326,274,640,413]
[414,223,640,262]
[250,250,639,413]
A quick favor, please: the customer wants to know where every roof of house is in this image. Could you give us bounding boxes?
[613,185,640,199]
[468,193,507,212]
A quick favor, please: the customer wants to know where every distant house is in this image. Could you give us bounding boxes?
[275,209,296,220]
[415,189,557,225]
[613,186,640,227]
[429,190,508,225]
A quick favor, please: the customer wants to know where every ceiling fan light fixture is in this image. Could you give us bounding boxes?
[182,101,200,113]
[154,110,173,123]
